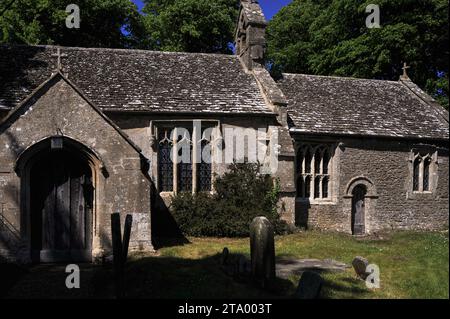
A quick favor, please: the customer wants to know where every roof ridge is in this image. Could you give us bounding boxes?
[281,72,400,84]
[0,44,237,59]
[399,78,449,124]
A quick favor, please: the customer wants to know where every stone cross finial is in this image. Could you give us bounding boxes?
[401,62,411,80]
[51,47,68,73]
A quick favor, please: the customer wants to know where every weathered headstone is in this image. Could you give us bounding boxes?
[352,256,369,280]
[250,216,275,288]
[294,271,323,299]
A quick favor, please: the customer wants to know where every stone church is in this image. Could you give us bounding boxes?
[0,0,448,263]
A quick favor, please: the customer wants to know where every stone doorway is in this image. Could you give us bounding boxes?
[29,149,93,263]
[351,185,367,235]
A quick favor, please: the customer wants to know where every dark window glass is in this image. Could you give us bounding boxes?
[314,149,321,174]
[177,131,192,192]
[305,176,311,198]
[423,158,431,191]
[413,157,420,191]
[158,130,173,192]
[322,176,329,198]
[314,176,321,198]
[323,150,330,174]
[198,140,212,192]
[305,149,312,173]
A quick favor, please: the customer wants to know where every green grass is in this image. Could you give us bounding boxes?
[1,230,448,299]
[127,230,449,299]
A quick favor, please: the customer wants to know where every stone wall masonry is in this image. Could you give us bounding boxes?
[295,136,449,233]
[0,76,153,262]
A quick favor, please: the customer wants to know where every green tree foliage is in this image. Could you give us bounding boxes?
[171,163,288,237]
[141,0,239,53]
[0,0,144,48]
[267,0,449,109]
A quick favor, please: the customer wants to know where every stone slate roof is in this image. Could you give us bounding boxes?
[0,45,272,115]
[278,73,449,140]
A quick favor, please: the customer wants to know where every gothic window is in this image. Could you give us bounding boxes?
[412,152,435,193]
[304,176,311,198]
[158,129,174,192]
[157,123,214,193]
[296,144,334,200]
[322,176,329,198]
[177,130,193,192]
[423,157,431,191]
[413,157,420,192]
[197,139,212,192]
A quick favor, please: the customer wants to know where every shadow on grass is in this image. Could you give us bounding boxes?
[0,260,29,298]
[320,274,369,299]
[124,253,295,299]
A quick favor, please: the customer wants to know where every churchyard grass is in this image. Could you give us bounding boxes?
[127,230,448,299]
[1,230,447,299]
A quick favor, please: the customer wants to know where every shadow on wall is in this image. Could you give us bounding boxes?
[150,184,189,250]
[0,131,23,259]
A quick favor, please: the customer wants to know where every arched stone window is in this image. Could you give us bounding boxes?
[156,123,215,193]
[158,128,174,192]
[296,143,334,200]
[413,156,420,192]
[411,152,436,193]
[423,157,431,191]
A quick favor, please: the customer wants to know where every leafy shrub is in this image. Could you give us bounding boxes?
[171,163,288,237]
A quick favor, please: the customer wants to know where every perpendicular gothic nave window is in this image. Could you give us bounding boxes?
[296,144,334,201]
[157,124,213,193]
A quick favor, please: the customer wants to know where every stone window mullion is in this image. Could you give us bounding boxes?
[173,127,178,194]
[192,124,199,194]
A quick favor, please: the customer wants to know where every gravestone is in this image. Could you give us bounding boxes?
[352,256,369,280]
[294,271,323,299]
[250,216,275,288]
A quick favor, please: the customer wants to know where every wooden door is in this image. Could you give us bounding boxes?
[351,185,366,235]
[30,150,93,263]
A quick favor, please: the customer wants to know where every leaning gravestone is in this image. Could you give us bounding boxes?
[250,216,276,288]
[352,256,370,280]
[294,271,323,299]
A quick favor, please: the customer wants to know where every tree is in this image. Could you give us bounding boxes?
[0,0,144,48]
[267,0,449,109]
[141,0,239,53]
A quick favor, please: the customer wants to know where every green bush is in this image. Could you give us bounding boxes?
[171,163,288,237]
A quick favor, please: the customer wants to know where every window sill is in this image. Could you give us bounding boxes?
[407,190,435,200]
[295,198,336,205]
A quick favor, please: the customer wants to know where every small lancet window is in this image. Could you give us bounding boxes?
[413,157,421,192]
[423,157,431,191]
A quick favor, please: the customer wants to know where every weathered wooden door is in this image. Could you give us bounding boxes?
[351,185,366,235]
[30,150,93,263]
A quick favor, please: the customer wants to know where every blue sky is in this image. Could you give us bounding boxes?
[130,0,292,20]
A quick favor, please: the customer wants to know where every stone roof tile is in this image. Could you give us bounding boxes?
[278,73,449,140]
[0,45,272,115]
